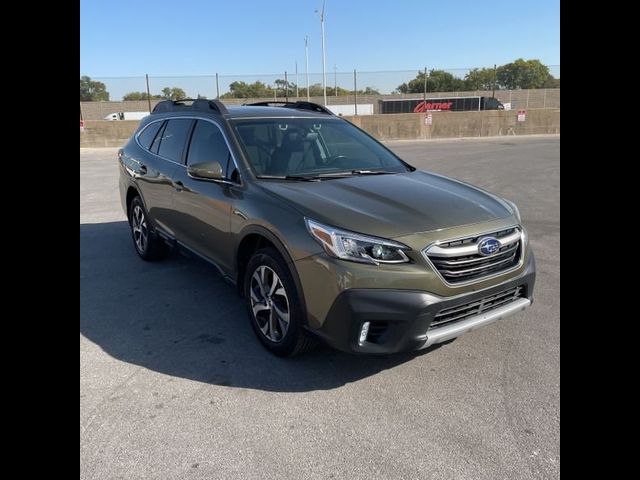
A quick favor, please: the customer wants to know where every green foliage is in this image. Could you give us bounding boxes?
[161,87,187,100]
[496,59,551,90]
[122,91,162,101]
[297,83,325,97]
[397,59,559,93]
[542,76,560,88]
[396,70,465,94]
[220,81,272,99]
[221,80,380,99]
[124,88,187,101]
[428,70,466,92]
[80,76,109,101]
[464,68,497,91]
[360,86,381,95]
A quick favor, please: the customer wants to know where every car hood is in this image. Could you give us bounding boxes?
[258,171,512,239]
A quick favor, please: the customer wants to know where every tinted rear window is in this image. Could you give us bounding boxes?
[157,119,193,163]
[137,121,163,150]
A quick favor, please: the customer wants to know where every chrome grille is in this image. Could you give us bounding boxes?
[424,227,522,284]
[429,285,524,330]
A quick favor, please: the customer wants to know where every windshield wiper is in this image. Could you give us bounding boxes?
[285,175,322,181]
[257,170,399,181]
[350,170,399,175]
[257,174,322,181]
[313,170,399,177]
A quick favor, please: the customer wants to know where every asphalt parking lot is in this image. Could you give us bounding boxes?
[80,135,559,480]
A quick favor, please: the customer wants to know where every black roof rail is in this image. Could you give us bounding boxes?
[244,101,334,115]
[152,98,229,116]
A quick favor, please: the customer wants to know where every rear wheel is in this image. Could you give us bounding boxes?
[244,247,315,356]
[129,196,168,261]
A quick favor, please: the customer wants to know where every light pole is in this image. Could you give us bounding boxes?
[334,64,337,96]
[295,61,299,99]
[315,0,327,106]
[304,35,310,101]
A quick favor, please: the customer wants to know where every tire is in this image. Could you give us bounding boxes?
[244,247,315,357]
[128,196,169,261]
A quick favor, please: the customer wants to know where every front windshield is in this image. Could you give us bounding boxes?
[232,118,412,178]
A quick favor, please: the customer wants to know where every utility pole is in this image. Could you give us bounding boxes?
[315,1,327,105]
[334,64,337,96]
[215,73,220,99]
[295,61,299,99]
[304,35,310,101]
[145,74,152,112]
[285,71,289,102]
[423,67,427,110]
[354,69,358,116]
[492,64,497,98]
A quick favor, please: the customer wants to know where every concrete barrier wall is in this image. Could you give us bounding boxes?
[80,88,560,120]
[80,120,141,147]
[80,108,560,148]
[342,108,559,140]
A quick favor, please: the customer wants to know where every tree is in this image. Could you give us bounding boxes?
[464,68,497,91]
[428,70,466,92]
[161,87,187,100]
[220,81,272,99]
[221,80,381,99]
[396,70,465,94]
[297,83,325,98]
[122,91,162,101]
[496,59,551,90]
[361,86,381,95]
[80,76,109,101]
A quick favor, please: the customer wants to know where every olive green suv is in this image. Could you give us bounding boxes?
[118,99,535,356]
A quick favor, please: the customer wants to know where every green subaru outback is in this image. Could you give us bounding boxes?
[118,99,535,356]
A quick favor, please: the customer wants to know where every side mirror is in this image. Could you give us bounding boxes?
[187,161,224,180]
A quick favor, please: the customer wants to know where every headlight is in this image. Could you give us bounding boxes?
[305,219,410,265]
[503,199,522,223]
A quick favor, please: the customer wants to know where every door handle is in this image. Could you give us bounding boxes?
[173,180,184,192]
[138,164,147,175]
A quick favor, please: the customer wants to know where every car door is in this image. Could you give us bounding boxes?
[132,119,188,236]
[171,118,237,273]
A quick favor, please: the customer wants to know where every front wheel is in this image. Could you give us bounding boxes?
[244,248,315,357]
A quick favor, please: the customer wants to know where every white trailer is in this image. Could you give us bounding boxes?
[325,104,374,116]
[103,111,150,121]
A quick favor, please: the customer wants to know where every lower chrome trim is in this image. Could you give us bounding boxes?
[418,297,531,348]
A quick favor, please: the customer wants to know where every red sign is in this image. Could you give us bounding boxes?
[414,101,453,113]
[517,110,526,122]
[80,119,85,131]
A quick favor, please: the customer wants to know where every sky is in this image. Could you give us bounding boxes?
[80,0,559,99]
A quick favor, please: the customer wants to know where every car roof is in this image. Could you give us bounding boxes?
[226,105,332,119]
[149,99,336,121]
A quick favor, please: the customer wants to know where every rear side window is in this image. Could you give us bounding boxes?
[137,121,163,150]
[187,120,233,175]
[149,121,166,154]
[157,119,193,163]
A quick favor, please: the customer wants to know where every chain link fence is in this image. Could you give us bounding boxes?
[81,66,559,120]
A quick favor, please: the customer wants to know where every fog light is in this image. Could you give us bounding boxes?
[359,321,370,344]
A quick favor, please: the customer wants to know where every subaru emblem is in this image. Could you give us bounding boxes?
[478,237,501,256]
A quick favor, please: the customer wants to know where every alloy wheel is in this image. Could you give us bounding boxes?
[249,265,290,342]
[131,205,148,253]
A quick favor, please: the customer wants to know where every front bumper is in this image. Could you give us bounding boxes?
[309,254,535,354]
